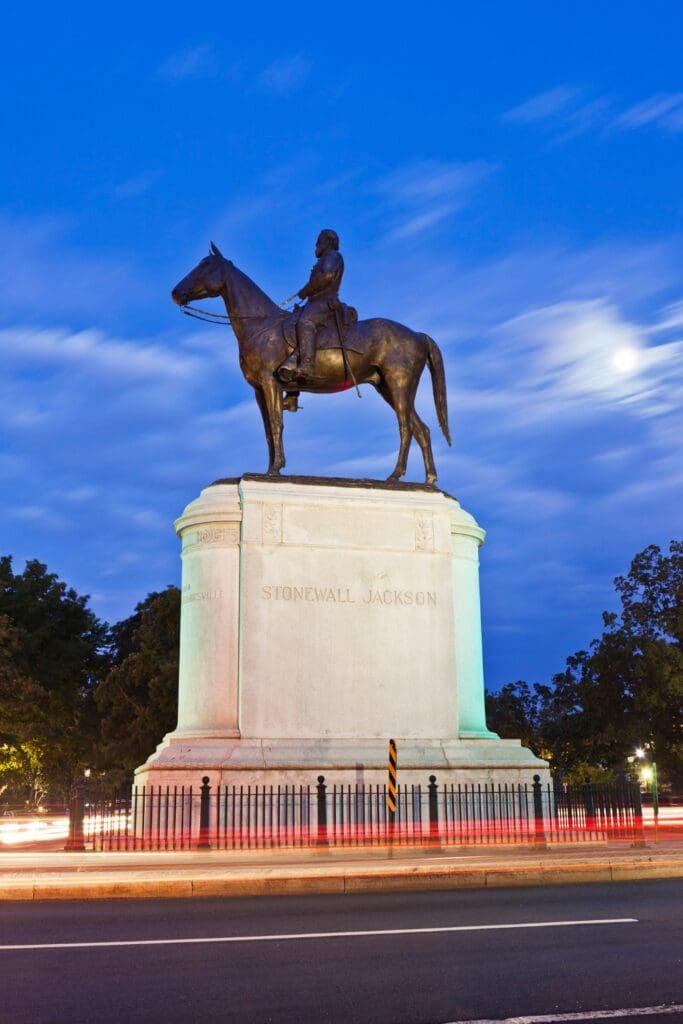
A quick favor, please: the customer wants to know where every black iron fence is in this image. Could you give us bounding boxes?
[65,773,645,852]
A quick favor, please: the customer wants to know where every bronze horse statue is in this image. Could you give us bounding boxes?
[172,243,451,484]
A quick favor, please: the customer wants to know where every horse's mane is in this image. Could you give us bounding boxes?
[225,260,282,319]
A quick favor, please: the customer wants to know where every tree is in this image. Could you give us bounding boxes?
[95,587,180,785]
[0,558,108,801]
[0,741,47,805]
[485,680,546,755]
[553,542,682,786]
[489,542,683,788]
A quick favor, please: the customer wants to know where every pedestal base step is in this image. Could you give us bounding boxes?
[136,733,549,789]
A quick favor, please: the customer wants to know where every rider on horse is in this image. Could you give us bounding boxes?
[294,228,344,380]
[172,235,450,484]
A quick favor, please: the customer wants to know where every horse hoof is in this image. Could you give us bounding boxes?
[387,472,402,483]
[266,468,282,477]
[426,473,437,486]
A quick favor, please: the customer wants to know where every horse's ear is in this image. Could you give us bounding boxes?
[210,240,223,257]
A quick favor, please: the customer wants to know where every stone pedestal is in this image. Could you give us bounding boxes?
[136,475,548,788]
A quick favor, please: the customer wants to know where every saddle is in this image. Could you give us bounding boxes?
[281,302,361,355]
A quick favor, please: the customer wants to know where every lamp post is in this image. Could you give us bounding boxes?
[64,767,91,853]
[634,745,659,839]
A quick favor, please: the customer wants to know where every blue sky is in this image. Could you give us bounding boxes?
[1,2,682,689]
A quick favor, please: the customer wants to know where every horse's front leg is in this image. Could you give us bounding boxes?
[253,386,275,472]
[262,378,285,475]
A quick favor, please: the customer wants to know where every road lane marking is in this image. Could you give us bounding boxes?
[0,917,637,951]
[445,1004,683,1022]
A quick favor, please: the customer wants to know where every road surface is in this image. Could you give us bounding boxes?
[0,879,681,1023]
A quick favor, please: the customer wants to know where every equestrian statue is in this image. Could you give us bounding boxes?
[171,231,451,485]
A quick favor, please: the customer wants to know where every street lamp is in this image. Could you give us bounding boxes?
[634,745,659,835]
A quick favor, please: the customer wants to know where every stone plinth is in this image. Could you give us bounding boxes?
[136,476,548,788]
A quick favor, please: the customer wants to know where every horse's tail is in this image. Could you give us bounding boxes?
[422,334,452,446]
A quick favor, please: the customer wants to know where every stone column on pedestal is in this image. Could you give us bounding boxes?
[173,484,242,738]
[450,505,498,739]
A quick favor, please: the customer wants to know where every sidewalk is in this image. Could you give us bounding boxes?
[1,837,682,901]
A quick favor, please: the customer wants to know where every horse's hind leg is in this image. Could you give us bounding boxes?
[411,409,437,486]
[373,377,414,482]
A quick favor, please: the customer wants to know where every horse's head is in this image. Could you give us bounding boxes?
[171,242,228,306]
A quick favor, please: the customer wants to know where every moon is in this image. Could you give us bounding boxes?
[612,346,639,373]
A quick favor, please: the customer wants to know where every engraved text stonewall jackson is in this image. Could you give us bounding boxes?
[261,585,437,606]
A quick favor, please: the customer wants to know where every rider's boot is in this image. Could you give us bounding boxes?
[296,324,316,381]
[283,391,300,413]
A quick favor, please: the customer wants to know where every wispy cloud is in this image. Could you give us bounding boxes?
[653,299,683,332]
[375,159,494,241]
[613,92,683,132]
[9,504,69,529]
[495,298,683,418]
[503,85,609,140]
[112,172,160,200]
[504,85,683,139]
[208,152,491,257]
[156,44,219,80]
[504,86,581,124]
[257,53,311,95]
[0,326,199,381]
[0,211,145,320]
[156,45,311,96]
[0,312,263,618]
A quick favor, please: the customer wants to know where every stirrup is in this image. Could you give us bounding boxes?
[283,392,300,413]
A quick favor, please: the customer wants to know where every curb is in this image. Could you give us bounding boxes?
[1,858,682,901]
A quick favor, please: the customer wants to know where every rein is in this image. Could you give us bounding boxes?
[181,304,258,326]
[181,303,294,327]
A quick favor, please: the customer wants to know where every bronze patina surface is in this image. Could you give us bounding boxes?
[293,228,344,380]
[172,236,451,484]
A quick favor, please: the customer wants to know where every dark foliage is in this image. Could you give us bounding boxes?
[487,541,682,787]
[94,587,180,785]
[0,557,108,800]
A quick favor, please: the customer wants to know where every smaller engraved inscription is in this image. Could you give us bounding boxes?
[182,587,225,605]
[415,513,434,552]
[197,526,239,545]
[262,503,283,544]
[184,525,239,553]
